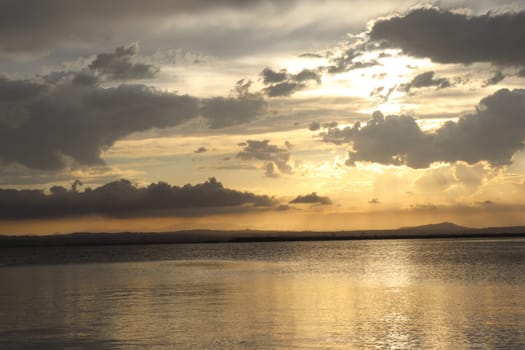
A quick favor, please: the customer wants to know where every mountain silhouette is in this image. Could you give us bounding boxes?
[402,222,468,232]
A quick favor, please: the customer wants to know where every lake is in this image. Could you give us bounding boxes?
[1,238,524,349]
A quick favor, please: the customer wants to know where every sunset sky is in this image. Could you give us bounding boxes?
[2,0,525,234]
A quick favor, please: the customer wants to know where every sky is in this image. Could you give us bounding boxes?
[2,0,525,234]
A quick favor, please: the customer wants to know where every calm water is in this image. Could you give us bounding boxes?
[1,238,524,349]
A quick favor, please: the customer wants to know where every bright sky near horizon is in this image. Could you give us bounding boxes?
[2,0,525,234]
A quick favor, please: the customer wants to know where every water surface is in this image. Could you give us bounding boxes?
[1,238,524,349]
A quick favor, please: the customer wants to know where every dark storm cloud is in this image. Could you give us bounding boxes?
[402,71,451,92]
[237,140,292,177]
[320,89,525,168]
[0,77,267,170]
[290,192,331,205]
[0,177,276,220]
[87,44,159,80]
[0,0,293,53]
[369,8,525,66]
[0,83,199,170]
[260,67,320,97]
[0,76,47,102]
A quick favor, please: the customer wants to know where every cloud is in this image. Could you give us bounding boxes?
[412,162,491,197]
[264,162,279,178]
[320,89,525,168]
[402,71,451,92]
[237,140,292,177]
[0,0,294,53]
[264,81,305,97]
[194,146,208,154]
[71,72,99,87]
[483,71,505,86]
[87,44,159,81]
[0,83,199,170]
[369,8,525,66]
[290,192,331,205]
[0,77,267,170]
[42,44,160,87]
[0,177,277,220]
[309,121,339,132]
[309,121,321,131]
[323,121,338,128]
[261,67,288,84]
[370,85,397,102]
[0,76,48,102]
[66,45,160,87]
[326,58,380,74]
[299,53,323,58]
[200,94,266,128]
[294,69,321,83]
[201,80,267,128]
[320,120,362,145]
[201,163,258,171]
[260,67,320,97]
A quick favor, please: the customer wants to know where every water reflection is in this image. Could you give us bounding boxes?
[1,238,524,349]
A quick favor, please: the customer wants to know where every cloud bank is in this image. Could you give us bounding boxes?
[0,0,292,53]
[0,74,267,170]
[0,178,276,220]
[321,89,525,168]
[369,8,525,66]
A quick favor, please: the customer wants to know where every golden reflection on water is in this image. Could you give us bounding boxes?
[1,239,524,349]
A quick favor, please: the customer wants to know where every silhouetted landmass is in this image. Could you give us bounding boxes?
[401,222,467,232]
[1,222,525,248]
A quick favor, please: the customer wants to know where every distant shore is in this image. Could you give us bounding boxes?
[1,222,525,248]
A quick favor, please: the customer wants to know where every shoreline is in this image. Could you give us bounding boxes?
[1,227,525,248]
